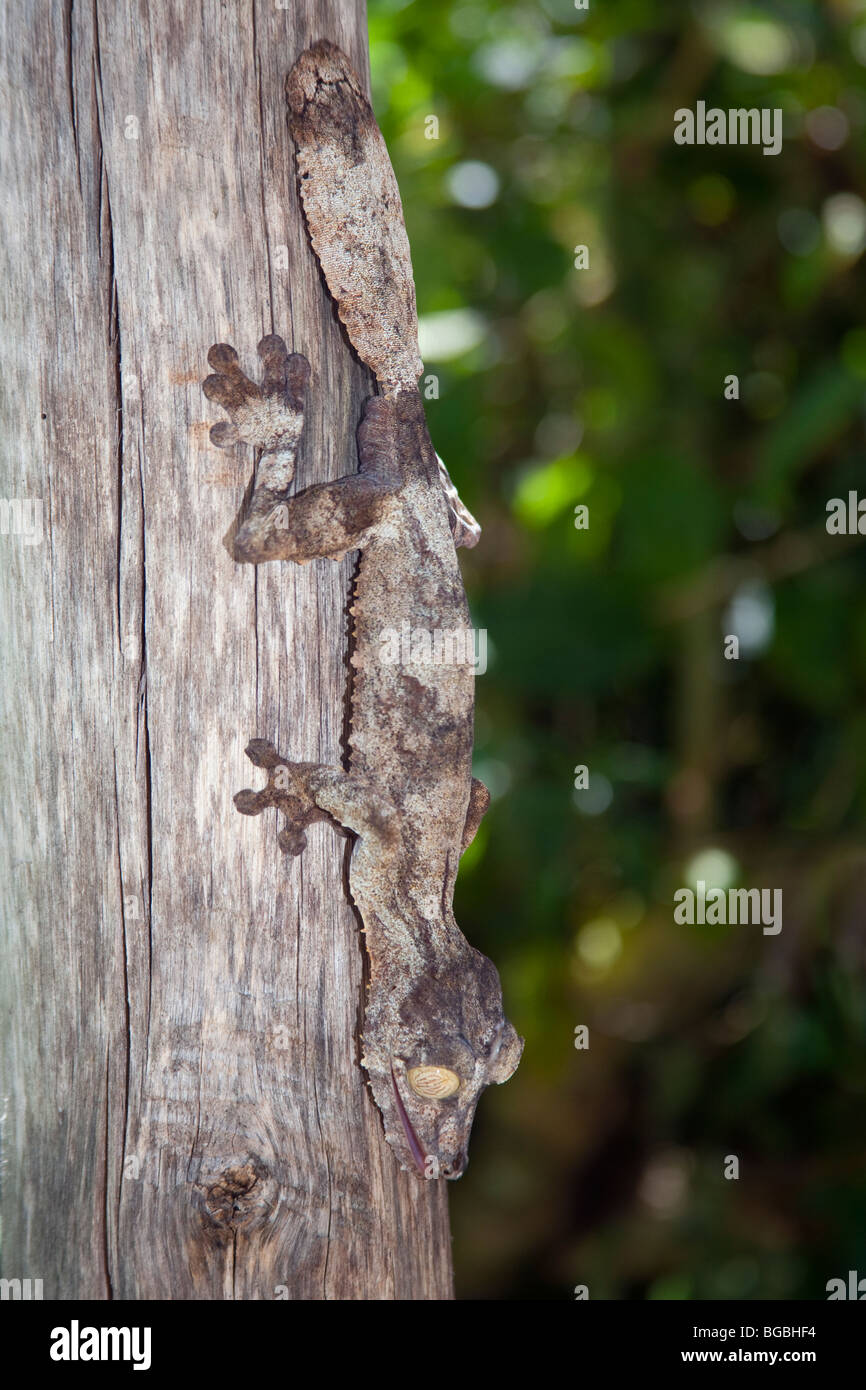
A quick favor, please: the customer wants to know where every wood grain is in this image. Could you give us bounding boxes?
[0,0,453,1300]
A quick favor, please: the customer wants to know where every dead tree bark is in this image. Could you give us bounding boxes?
[0,0,453,1300]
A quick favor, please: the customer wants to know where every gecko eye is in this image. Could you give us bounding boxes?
[407,1066,461,1099]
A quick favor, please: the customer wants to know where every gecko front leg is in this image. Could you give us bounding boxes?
[204,335,310,559]
[204,339,397,563]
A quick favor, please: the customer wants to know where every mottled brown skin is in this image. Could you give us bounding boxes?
[202,41,522,1178]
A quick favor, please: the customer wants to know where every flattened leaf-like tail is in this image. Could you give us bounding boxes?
[287,40,424,395]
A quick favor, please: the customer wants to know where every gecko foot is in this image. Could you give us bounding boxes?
[234,739,326,856]
[203,336,310,454]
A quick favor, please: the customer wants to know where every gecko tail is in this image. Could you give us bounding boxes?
[287,41,423,395]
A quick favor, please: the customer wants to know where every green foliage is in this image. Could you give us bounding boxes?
[369,0,866,1300]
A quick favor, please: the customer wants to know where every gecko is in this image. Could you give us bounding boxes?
[202,40,522,1180]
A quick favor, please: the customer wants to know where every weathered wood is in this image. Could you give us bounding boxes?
[0,0,453,1300]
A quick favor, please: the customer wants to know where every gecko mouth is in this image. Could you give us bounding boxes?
[390,1065,427,1176]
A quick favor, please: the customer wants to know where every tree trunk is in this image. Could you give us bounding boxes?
[0,0,453,1300]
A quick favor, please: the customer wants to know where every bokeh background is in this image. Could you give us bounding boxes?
[367,0,866,1299]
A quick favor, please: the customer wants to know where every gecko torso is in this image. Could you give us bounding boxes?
[203,41,522,1179]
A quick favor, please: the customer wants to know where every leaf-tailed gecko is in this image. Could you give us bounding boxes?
[202,40,522,1180]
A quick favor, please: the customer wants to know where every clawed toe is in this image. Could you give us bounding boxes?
[258,335,289,396]
[278,825,309,856]
[202,372,257,412]
[209,420,239,449]
[234,787,270,816]
[207,343,241,373]
[284,352,311,411]
[245,738,282,769]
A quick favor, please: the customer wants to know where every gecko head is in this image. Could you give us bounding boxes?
[362,946,523,1180]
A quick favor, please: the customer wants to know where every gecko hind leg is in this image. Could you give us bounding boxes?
[234,741,329,856]
[235,740,399,861]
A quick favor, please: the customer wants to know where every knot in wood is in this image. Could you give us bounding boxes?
[198,1160,273,1231]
